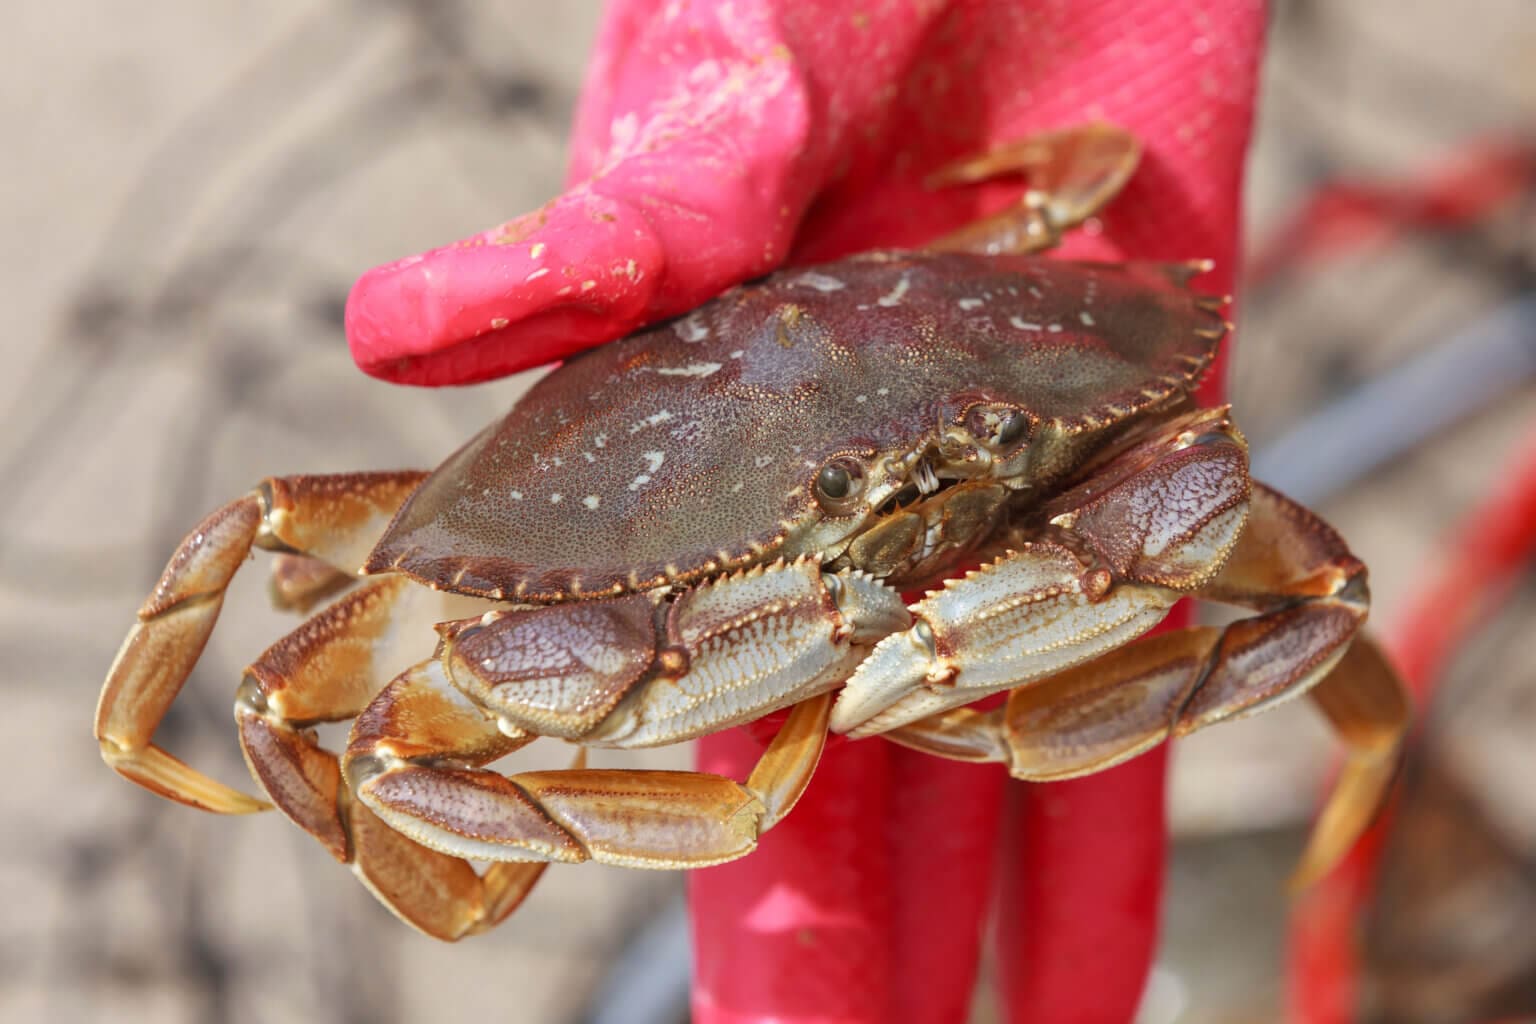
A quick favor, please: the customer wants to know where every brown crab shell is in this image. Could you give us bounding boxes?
[365,252,1226,602]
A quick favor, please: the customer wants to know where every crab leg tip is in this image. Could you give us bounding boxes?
[98,738,272,814]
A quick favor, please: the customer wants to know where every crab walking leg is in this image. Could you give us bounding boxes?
[223,563,515,938]
[336,560,899,882]
[925,123,1142,255]
[1198,483,1411,886]
[240,652,553,940]
[1292,634,1406,887]
[246,655,550,942]
[886,485,1411,884]
[831,406,1251,737]
[345,659,834,874]
[234,575,495,858]
[95,471,426,812]
[267,552,356,613]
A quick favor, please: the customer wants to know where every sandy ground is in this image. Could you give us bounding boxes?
[4,3,1533,1022]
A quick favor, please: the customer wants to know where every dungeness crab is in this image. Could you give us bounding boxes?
[96,126,1409,940]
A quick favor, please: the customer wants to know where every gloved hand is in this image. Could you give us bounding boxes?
[345,2,1265,1020]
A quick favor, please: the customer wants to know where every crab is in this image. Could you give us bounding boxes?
[96,125,1410,940]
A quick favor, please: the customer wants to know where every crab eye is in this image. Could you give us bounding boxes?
[814,457,866,511]
[964,405,1031,450]
[995,411,1030,449]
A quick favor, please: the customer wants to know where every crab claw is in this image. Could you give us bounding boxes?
[829,621,940,734]
[829,541,1181,739]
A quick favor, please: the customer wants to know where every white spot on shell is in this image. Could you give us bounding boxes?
[628,451,667,492]
[958,297,984,311]
[509,490,524,501]
[1080,311,1096,326]
[675,312,710,342]
[594,433,608,449]
[876,275,911,307]
[731,481,745,493]
[490,317,510,329]
[583,495,601,510]
[550,493,563,504]
[754,454,774,468]
[855,394,867,403]
[1048,323,1064,333]
[791,271,847,292]
[653,361,722,378]
[729,349,745,359]
[629,410,674,433]
[1010,316,1042,331]
[582,451,596,463]
[530,242,546,259]
[525,267,550,282]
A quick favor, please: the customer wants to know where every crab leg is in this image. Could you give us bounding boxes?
[267,552,356,613]
[886,484,1410,885]
[234,574,493,857]
[244,652,550,941]
[344,660,833,875]
[336,559,905,882]
[925,122,1142,255]
[831,406,1251,736]
[158,504,519,939]
[95,471,425,812]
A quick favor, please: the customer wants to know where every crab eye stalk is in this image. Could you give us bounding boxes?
[814,456,866,512]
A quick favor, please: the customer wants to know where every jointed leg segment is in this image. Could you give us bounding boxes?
[888,485,1410,884]
[245,653,552,940]
[831,406,1251,736]
[92,469,565,940]
[925,123,1143,255]
[94,471,426,813]
[344,657,832,872]
[96,472,899,937]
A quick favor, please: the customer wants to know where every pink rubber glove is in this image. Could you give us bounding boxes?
[345,2,1264,1020]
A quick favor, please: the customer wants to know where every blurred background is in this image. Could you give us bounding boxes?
[4,2,1533,1022]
